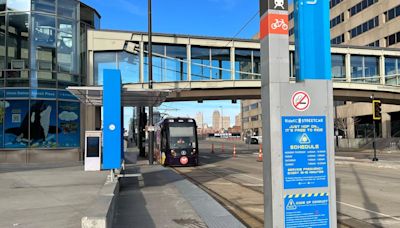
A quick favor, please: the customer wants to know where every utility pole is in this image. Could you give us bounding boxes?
[148,0,154,165]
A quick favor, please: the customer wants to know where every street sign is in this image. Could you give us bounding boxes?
[260,0,336,227]
[282,116,328,189]
[291,91,310,112]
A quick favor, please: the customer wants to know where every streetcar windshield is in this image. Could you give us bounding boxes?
[169,126,196,149]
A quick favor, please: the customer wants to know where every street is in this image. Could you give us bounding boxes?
[175,140,400,228]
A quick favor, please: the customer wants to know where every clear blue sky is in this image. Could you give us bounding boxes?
[81,0,262,127]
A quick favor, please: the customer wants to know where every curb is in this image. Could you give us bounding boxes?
[81,176,120,228]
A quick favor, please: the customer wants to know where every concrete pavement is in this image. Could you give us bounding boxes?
[0,162,109,228]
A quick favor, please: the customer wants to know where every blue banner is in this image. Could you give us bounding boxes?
[285,193,330,228]
[294,0,331,80]
[31,90,57,99]
[5,89,29,99]
[58,91,78,100]
[282,116,328,189]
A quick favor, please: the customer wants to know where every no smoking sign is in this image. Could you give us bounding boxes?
[291,91,310,112]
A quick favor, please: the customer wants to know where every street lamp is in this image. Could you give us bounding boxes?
[148,0,154,165]
[219,105,224,133]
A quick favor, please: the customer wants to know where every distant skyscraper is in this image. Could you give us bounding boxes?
[235,114,241,127]
[212,110,221,130]
[195,112,204,128]
[222,116,230,130]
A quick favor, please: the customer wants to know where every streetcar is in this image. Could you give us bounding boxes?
[155,117,199,166]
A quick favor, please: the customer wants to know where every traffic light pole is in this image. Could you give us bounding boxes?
[372,120,378,161]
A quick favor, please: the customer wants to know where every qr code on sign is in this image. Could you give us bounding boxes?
[12,114,21,123]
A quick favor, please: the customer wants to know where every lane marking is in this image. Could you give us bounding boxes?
[337,201,400,222]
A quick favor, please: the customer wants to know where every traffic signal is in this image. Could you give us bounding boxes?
[372,100,382,120]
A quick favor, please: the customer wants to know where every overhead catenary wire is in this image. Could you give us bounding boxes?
[224,10,260,47]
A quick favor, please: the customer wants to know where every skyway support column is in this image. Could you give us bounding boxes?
[260,0,337,227]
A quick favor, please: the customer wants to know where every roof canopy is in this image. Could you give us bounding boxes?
[67,86,170,107]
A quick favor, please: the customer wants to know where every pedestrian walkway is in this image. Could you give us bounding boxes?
[113,151,245,228]
[0,162,109,228]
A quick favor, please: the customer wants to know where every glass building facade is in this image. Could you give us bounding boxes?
[0,0,99,149]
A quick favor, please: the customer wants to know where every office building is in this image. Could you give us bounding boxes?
[288,1,400,47]
[0,0,99,162]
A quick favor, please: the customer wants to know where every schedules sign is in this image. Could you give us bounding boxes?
[282,116,328,189]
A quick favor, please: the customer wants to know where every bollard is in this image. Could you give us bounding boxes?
[211,143,215,154]
[257,144,263,162]
[233,144,237,158]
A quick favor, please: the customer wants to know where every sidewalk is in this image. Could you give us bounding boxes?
[113,150,245,228]
[0,162,109,228]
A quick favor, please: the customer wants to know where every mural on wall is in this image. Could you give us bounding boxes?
[4,100,58,148]
[29,100,57,148]
[58,101,80,147]
[4,100,29,148]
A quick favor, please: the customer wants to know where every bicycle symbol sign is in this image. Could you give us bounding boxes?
[271,19,288,30]
[291,91,310,112]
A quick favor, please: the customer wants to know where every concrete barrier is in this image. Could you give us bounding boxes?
[81,177,120,228]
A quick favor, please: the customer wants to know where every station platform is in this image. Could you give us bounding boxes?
[113,150,245,228]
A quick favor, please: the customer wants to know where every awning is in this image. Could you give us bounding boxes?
[67,86,171,107]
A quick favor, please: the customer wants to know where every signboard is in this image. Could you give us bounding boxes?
[260,0,289,14]
[282,116,328,189]
[284,193,330,228]
[291,91,310,112]
[31,90,57,99]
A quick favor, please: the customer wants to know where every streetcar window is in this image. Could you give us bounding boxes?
[169,126,195,149]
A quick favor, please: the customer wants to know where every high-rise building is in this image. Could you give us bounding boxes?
[288,1,400,48]
[212,110,220,131]
[235,114,241,127]
[195,112,204,128]
[222,116,230,130]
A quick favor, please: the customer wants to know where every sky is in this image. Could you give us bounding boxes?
[81,0,262,127]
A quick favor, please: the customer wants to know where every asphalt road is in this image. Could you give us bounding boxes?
[192,140,400,228]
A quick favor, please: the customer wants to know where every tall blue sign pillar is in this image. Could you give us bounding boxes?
[260,0,337,227]
[102,69,123,170]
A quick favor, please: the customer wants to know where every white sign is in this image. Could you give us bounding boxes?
[109,124,116,131]
[291,91,310,112]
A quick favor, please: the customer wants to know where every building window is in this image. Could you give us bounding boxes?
[351,55,380,83]
[385,32,400,47]
[331,34,344,45]
[330,0,343,9]
[250,115,259,122]
[191,46,211,81]
[349,16,379,38]
[385,57,400,85]
[384,5,400,22]
[144,44,187,82]
[330,13,344,28]
[243,105,250,112]
[250,103,258,110]
[211,48,230,80]
[235,49,260,80]
[349,0,378,17]
[243,117,249,123]
[367,40,380,47]
[332,54,346,80]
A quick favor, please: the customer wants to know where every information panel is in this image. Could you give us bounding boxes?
[282,116,328,189]
[284,193,330,228]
